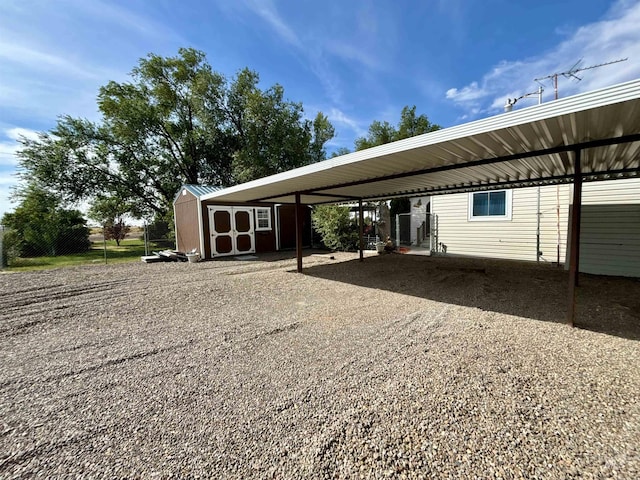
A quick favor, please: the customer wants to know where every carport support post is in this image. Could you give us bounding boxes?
[567,149,582,327]
[359,199,364,262]
[295,192,303,273]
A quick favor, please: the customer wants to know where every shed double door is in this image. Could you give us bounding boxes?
[208,207,255,257]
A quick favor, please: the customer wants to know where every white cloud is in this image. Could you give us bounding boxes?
[238,0,301,48]
[6,128,40,142]
[219,0,392,109]
[0,128,39,167]
[0,41,103,80]
[445,0,640,119]
[446,82,486,102]
[72,0,186,45]
[325,41,380,70]
[328,108,367,137]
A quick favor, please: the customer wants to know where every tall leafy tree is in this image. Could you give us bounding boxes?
[230,69,334,182]
[16,48,334,221]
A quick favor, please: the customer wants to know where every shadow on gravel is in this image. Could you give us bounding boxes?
[202,249,328,264]
[301,254,640,341]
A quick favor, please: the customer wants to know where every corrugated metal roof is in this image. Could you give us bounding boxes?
[201,79,640,205]
[176,184,221,201]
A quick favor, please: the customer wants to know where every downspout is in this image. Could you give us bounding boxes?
[556,185,561,266]
[536,185,541,263]
[359,199,364,262]
[275,204,281,251]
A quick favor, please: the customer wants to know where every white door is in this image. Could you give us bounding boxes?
[208,207,255,257]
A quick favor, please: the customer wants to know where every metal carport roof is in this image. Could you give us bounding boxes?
[201,79,640,205]
[200,78,640,327]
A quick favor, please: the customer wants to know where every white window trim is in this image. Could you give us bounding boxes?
[467,190,512,222]
[255,207,272,231]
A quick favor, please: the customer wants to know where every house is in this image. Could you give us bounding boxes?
[409,177,640,277]
[173,185,311,258]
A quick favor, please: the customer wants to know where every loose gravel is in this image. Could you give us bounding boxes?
[1,252,639,478]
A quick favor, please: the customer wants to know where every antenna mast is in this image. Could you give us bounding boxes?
[534,58,628,100]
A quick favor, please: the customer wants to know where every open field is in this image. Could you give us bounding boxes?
[1,252,639,478]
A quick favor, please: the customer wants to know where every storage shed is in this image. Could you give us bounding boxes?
[173,185,311,258]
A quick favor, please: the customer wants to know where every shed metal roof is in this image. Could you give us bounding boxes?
[201,79,640,205]
[177,184,221,201]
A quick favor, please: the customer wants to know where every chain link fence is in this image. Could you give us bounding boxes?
[0,222,174,271]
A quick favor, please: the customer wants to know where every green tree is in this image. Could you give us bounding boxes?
[230,70,335,182]
[311,205,359,251]
[1,184,90,257]
[330,147,351,158]
[354,105,440,150]
[16,48,335,220]
[88,196,132,246]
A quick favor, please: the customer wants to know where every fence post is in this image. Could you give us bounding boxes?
[0,225,4,269]
[103,225,108,264]
[144,222,149,256]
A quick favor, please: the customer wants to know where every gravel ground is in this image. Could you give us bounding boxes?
[1,252,639,478]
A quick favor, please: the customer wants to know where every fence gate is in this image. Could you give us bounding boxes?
[208,207,255,257]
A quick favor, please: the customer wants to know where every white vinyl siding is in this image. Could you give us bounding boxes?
[571,178,640,277]
[433,185,570,263]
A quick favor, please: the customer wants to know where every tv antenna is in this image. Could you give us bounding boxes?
[534,57,628,100]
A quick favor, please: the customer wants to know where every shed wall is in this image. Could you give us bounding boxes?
[174,190,201,254]
[277,205,312,250]
[574,178,640,277]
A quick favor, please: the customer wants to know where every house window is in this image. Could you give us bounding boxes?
[468,190,512,221]
[255,207,272,231]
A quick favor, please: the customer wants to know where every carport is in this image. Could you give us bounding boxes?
[201,79,640,326]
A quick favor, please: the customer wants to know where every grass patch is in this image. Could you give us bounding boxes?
[4,238,165,272]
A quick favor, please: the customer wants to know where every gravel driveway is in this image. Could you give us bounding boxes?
[1,252,639,478]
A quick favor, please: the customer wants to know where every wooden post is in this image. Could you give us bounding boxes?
[295,192,303,273]
[567,149,582,327]
[359,199,364,262]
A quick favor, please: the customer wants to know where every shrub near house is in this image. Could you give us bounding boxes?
[311,205,360,251]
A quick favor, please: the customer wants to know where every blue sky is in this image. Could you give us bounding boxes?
[2,0,640,219]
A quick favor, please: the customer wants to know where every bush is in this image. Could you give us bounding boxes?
[1,228,21,266]
[311,205,359,251]
[1,185,91,257]
[104,219,130,246]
